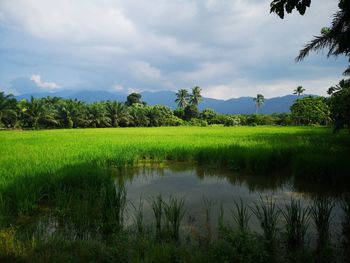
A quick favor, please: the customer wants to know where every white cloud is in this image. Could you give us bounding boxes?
[0,0,347,98]
[30,74,60,90]
[181,62,235,82]
[129,61,162,82]
[111,84,125,92]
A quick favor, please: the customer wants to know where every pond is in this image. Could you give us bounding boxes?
[118,163,347,238]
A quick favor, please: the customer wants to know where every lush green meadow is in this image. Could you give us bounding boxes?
[1,126,349,179]
[1,126,350,262]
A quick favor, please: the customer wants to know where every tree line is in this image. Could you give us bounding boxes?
[0,80,349,130]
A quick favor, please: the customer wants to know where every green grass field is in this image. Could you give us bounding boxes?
[1,126,350,262]
[1,126,349,178]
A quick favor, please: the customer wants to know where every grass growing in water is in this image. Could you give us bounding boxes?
[251,196,280,258]
[311,197,334,262]
[281,198,310,251]
[232,198,251,232]
[163,197,186,242]
[150,194,163,241]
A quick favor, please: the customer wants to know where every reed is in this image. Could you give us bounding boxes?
[281,198,310,250]
[310,197,334,249]
[232,198,251,232]
[202,197,213,245]
[163,197,186,242]
[150,194,163,240]
[251,196,280,248]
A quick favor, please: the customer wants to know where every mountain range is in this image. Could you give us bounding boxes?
[15,90,311,114]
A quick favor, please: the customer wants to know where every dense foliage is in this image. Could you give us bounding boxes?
[327,79,350,132]
[290,96,330,125]
[0,86,348,130]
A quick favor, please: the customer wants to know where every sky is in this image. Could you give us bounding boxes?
[0,0,348,99]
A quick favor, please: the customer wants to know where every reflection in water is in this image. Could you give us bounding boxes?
[115,163,348,236]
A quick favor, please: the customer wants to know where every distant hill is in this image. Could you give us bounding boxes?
[15,90,312,114]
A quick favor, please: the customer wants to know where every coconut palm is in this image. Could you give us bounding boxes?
[105,101,129,127]
[189,86,202,106]
[295,2,350,76]
[175,89,189,108]
[253,94,265,113]
[293,86,305,97]
[56,99,87,128]
[23,96,57,129]
[87,102,110,128]
[0,92,17,127]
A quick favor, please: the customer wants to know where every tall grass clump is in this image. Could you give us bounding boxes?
[163,197,186,242]
[202,197,213,245]
[311,197,334,248]
[281,198,310,251]
[102,181,127,239]
[150,194,163,241]
[252,196,280,260]
[311,197,334,262]
[131,197,145,237]
[232,198,251,232]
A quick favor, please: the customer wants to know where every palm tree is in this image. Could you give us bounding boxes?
[293,86,305,97]
[175,89,189,108]
[0,92,17,127]
[189,86,202,106]
[295,2,350,76]
[105,101,129,127]
[56,99,87,128]
[23,96,57,129]
[87,102,110,128]
[253,94,265,113]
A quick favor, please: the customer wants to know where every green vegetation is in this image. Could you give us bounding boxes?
[253,94,265,114]
[293,86,305,97]
[328,79,350,132]
[0,126,349,261]
[290,96,330,125]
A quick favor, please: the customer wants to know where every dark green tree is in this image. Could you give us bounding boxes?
[56,99,87,128]
[22,97,57,129]
[290,96,330,125]
[189,86,202,106]
[184,104,199,120]
[175,89,189,108]
[126,93,142,106]
[128,103,150,127]
[105,101,129,127]
[87,103,110,128]
[293,86,305,97]
[0,92,17,128]
[327,79,350,132]
[200,108,217,124]
[147,105,174,127]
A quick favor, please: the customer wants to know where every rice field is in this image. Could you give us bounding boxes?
[1,126,350,262]
[1,126,349,179]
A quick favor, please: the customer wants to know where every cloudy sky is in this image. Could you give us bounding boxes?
[0,0,347,99]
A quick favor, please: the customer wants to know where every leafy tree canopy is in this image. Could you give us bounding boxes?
[327,79,350,132]
[290,96,330,125]
[126,93,143,106]
[271,0,350,75]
